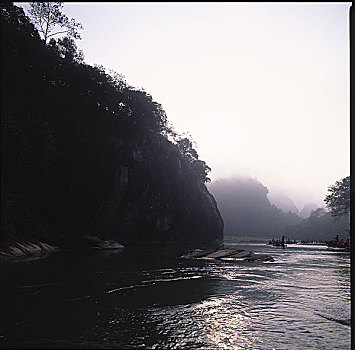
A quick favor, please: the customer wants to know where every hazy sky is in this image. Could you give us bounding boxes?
[18,2,350,209]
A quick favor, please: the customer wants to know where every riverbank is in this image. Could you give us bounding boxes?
[0,240,274,263]
[0,241,59,259]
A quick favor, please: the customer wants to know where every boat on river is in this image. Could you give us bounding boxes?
[326,235,350,252]
[268,237,286,247]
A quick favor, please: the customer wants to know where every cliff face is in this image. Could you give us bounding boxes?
[1,4,223,248]
[89,135,224,245]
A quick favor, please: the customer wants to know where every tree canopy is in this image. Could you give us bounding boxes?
[324,176,350,219]
[28,2,83,43]
[176,136,211,183]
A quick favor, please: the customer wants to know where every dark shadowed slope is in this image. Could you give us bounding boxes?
[1,4,223,248]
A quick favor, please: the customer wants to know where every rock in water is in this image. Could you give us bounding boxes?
[93,240,125,250]
[204,248,241,259]
[182,247,274,262]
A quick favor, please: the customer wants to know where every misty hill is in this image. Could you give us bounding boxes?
[286,208,349,241]
[267,190,299,215]
[299,202,319,218]
[208,176,301,238]
[1,4,223,248]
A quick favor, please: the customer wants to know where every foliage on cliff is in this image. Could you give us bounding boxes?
[1,3,220,247]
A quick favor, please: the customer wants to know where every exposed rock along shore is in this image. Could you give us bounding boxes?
[71,235,125,250]
[181,247,274,262]
[0,237,126,259]
[0,240,273,263]
[0,241,60,259]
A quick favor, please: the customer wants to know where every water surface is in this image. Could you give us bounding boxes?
[0,243,351,349]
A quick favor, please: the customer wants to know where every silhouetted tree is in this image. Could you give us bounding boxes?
[28,2,83,43]
[324,176,350,219]
[176,136,211,183]
[53,36,84,63]
[176,137,198,162]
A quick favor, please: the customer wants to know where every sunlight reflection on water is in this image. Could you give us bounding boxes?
[0,243,350,349]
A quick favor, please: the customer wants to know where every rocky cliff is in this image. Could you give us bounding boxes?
[89,135,224,245]
[1,3,223,248]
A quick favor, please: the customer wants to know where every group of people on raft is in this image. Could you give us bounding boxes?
[326,235,350,249]
[268,236,288,247]
[268,234,350,250]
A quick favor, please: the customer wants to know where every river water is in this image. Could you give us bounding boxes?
[0,243,351,349]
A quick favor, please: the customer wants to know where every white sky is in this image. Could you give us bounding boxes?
[18,2,351,209]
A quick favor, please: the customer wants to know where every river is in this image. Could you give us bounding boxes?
[0,242,351,349]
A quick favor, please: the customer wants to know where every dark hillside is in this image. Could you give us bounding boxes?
[1,4,223,248]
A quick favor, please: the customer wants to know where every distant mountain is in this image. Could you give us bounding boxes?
[267,190,299,215]
[208,176,301,238]
[299,202,319,218]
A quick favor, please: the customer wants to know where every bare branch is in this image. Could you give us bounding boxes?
[47,30,69,38]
